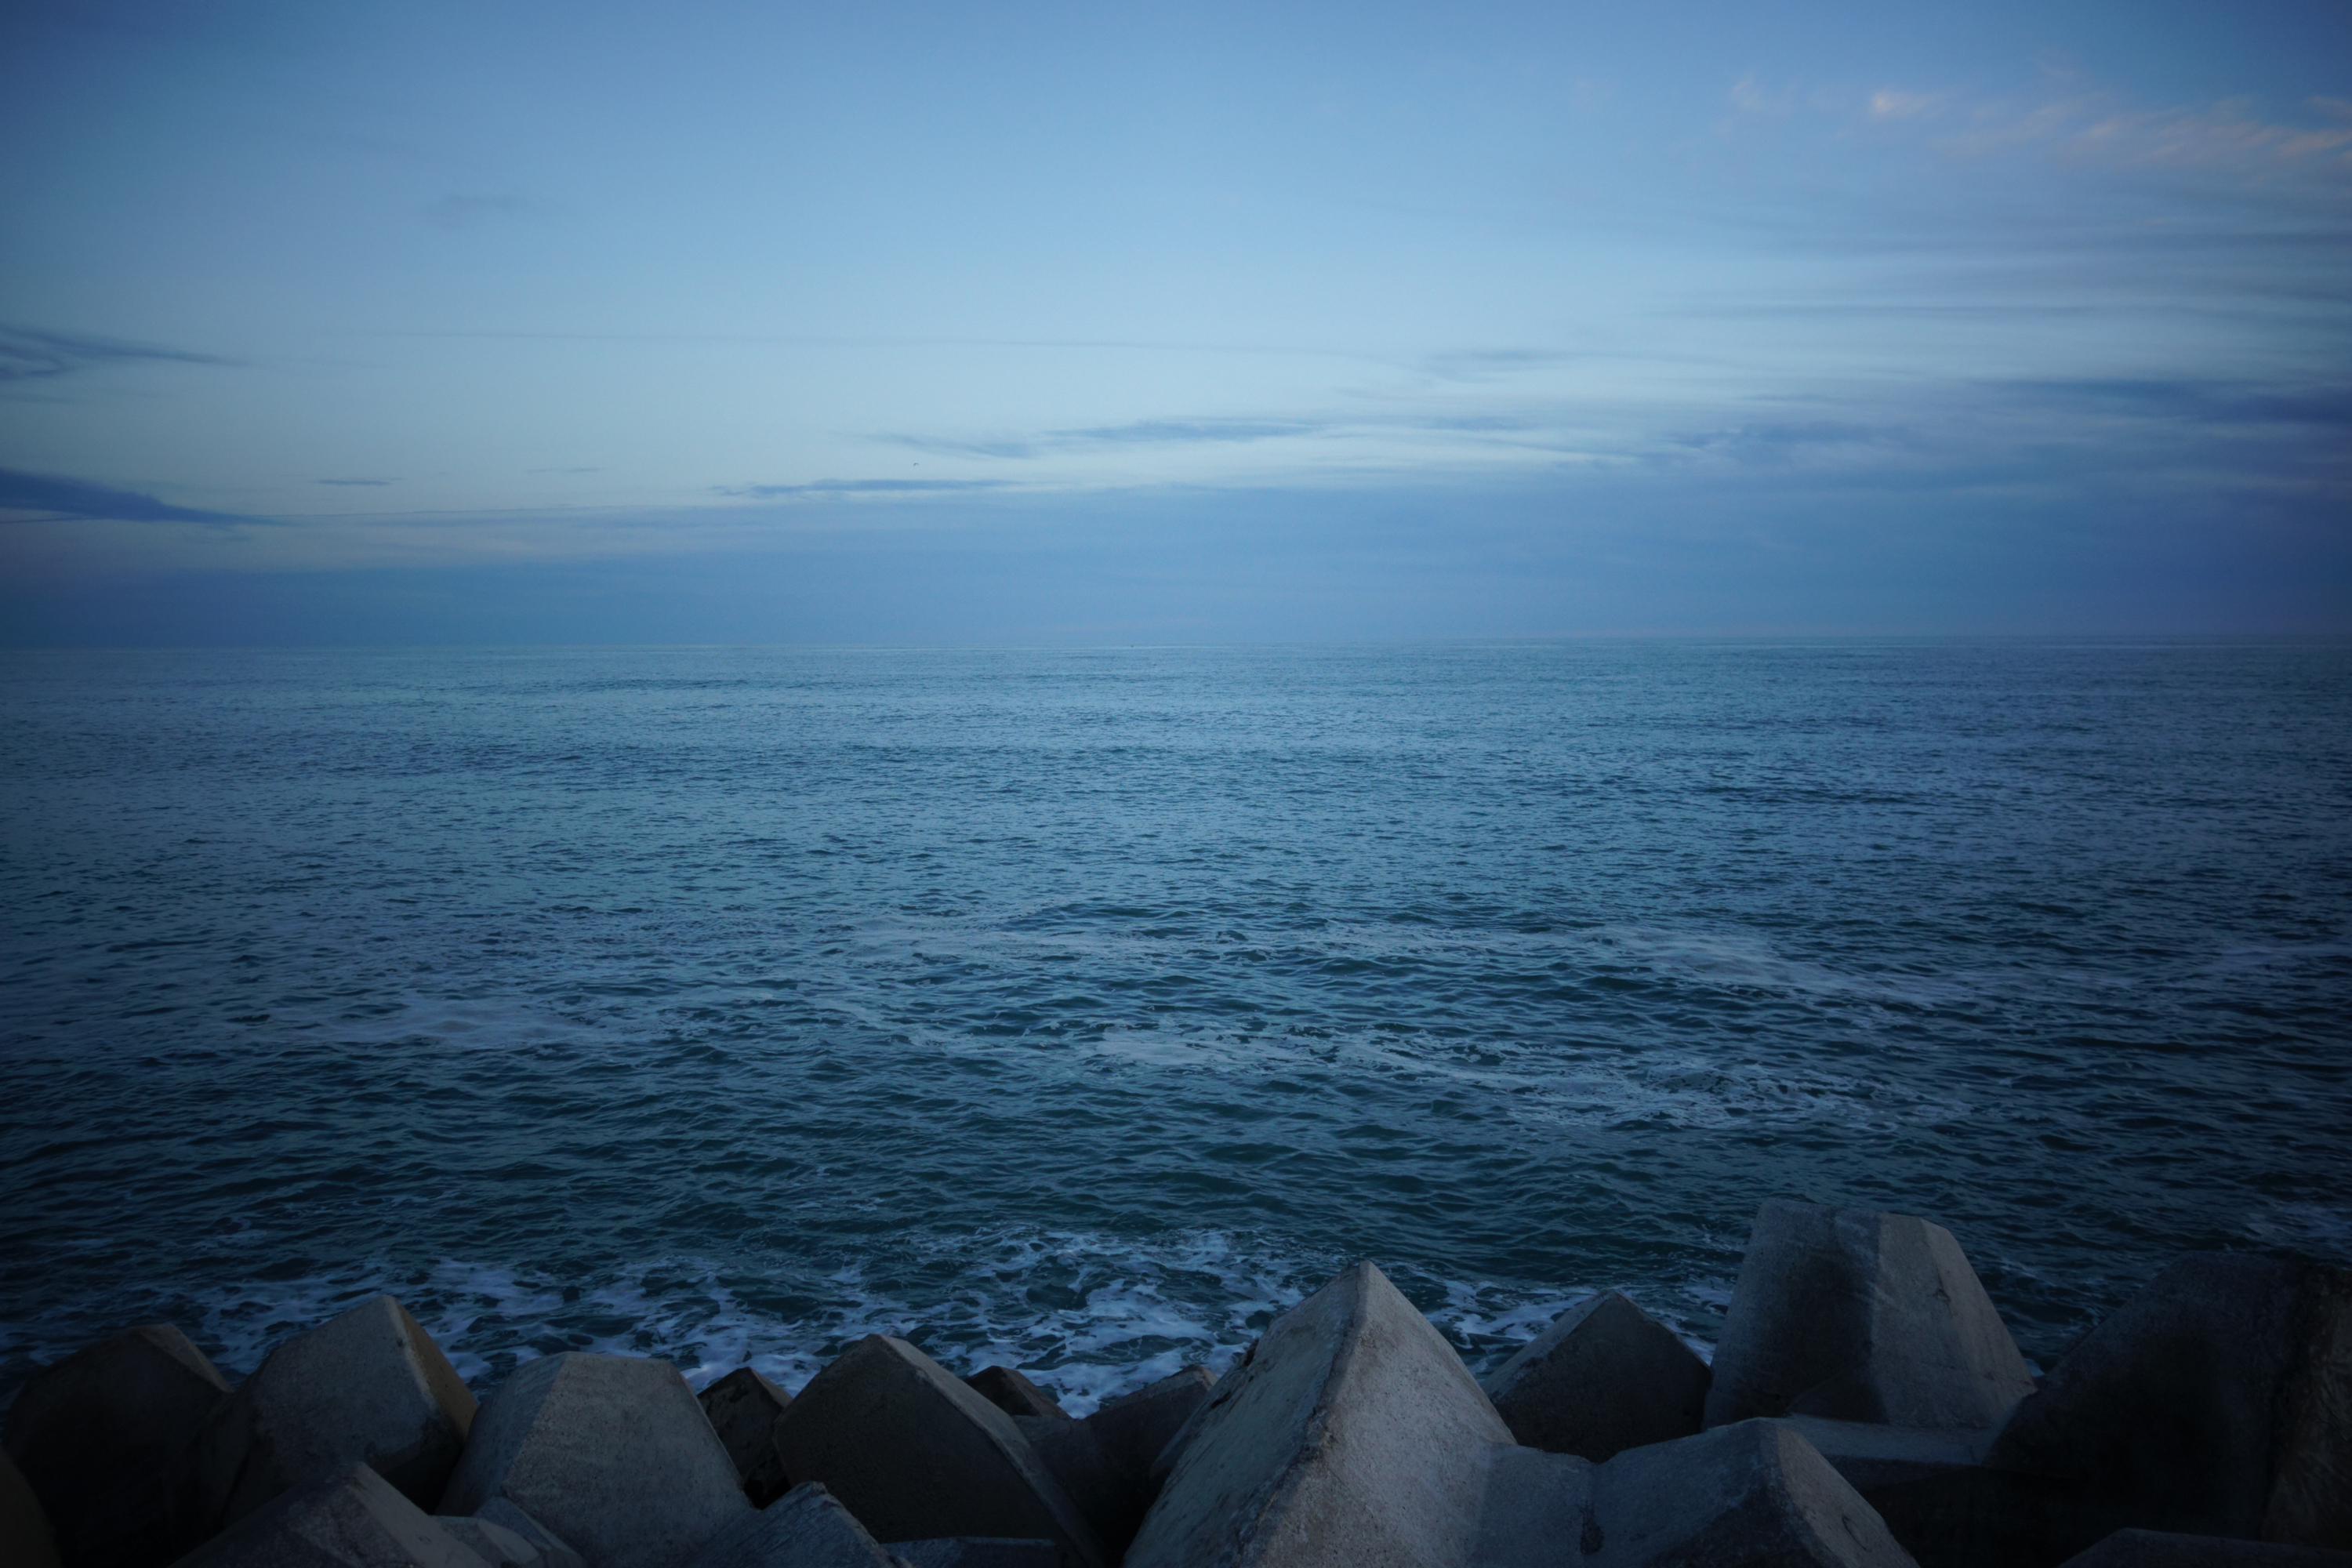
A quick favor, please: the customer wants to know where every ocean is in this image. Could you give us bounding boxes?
[3,641,2347,1412]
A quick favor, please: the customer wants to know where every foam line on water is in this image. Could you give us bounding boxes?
[0,1229,1726,1415]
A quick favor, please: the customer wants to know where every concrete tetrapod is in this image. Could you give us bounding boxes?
[1743,1415,2026,1566]
[1123,1260,1514,1568]
[1076,1367,1218,1551]
[187,1295,477,1531]
[1012,1416,1120,1552]
[1089,1368,1214,1479]
[965,1367,1070,1421]
[470,1500,585,1568]
[2058,1530,2352,1566]
[1483,1292,1711,1462]
[2,1447,64,1568]
[1987,1253,2352,1552]
[1706,1201,2037,1430]
[684,1483,901,1568]
[1015,1374,1221,1560]
[433,1515,543,1567]
[2,1322,232,1568]
[698,1368,793,1506]
[169,1462,491,1568]
[439,1352,750,1568]
[1576,1420,1919,1567]
[1772,1417,2001,1493]
[771,1335,1105,1567]
[1469,1445,1592,1568]
[889,1543,1062,1568]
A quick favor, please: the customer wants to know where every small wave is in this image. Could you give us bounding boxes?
[812,915,1973,1011]
[2241,1202,2352,1257]
[0,1229,1713,1417]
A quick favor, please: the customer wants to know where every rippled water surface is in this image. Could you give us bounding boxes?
[4,641,2348,1410]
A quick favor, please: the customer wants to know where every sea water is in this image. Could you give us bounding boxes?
[3,641,2347,1411]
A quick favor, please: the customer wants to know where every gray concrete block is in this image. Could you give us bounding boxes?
[170,1462,490,1568]
[1090,1367,1214,1479]
[1772,1404,2136,1563]
[1774,1416,1999,1492]
[1011,1416,1120,1551]
[1143,1363,1232,1486]
[1469,1421,1922,1567]
[697,1369,793,1506]
[471,1500,585,1568]
[1987,1253,2352,1552]
[686,1482,899,1568]
[1706,1200,2037,1431]
[189,1295,477,1530]
[771,1335,1104,1568]
[1058,1367,1218,1552]
[1468,1443,1592,1568]
[2,1321,231,1568]
[1856,1463,2119,1568]
[435,1515,542,1567]
[1483,1292,1711,1462]
[964,1367,1069,1421]
[1581,1419,1918,1566]
[440,1352,750,1568]
[887,1541,1061,1568]
[2059,1530,2352,1566]
[1123,1260,1513,1568]
[2,1447,64,1568]
[1145,1364,1232,1486]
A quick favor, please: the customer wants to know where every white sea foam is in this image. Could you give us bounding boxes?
[1,1229,1708,1417]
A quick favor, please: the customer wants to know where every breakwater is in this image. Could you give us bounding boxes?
[6,1199,2347,1568]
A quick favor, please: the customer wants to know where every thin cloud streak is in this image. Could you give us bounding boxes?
[1054,418,1322,445]
[873,412,1543,464]
[0,325,236,383]
[0,467,257,526]
[713,479,1014,498]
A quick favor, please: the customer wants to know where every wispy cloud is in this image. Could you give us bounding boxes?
[0,324,235,383]
[318,477,395,487]
[878,417,1327,462]
[712,478,1012,498]
[1727,74,1788,118]
[1937,93,2352,174]
[1420,350,1584,383]
[1867,89,1946,122]
[1053,417,1320,445]
[1728,69,2352,187]
[1661,420,1904,467]
[866,406,1582,475]
[1414,414,1541,434]
[0,467,256,525]
[884,435,1047,459]
[2000,377,2352,429]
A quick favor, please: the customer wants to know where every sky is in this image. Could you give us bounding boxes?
[2,0,2347,643]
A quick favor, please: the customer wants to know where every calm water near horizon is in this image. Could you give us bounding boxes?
[3,641,2348,1412]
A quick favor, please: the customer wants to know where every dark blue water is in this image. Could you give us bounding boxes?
[4,641,2348,1412]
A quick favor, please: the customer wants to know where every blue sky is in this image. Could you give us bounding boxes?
[2,0,2347,641]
